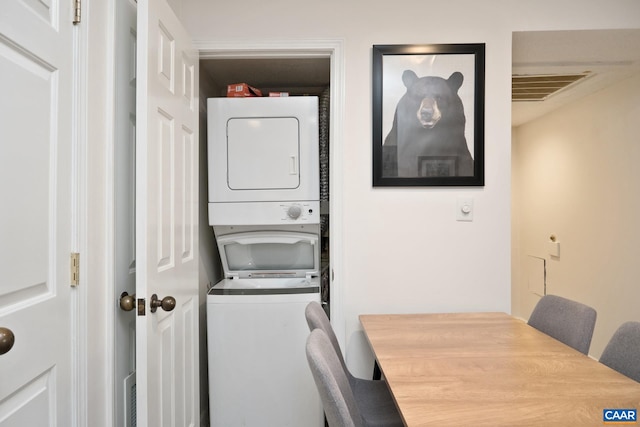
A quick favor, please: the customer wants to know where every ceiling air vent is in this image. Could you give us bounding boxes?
[512,72,590,102]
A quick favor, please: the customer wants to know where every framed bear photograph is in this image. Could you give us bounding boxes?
[372,43,485,187]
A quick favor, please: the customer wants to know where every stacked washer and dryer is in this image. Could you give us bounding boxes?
[206,96,324,426]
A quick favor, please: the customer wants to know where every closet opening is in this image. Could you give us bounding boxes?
[198,56,332,313]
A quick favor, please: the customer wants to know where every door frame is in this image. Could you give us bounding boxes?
[83,0,118,425]
[196,39,346,349]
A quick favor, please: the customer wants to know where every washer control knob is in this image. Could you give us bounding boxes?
[287,204,302,219]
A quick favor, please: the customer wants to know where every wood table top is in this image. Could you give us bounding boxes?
[359,312,640,426]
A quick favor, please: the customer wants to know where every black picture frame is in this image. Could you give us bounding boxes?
[372,43,485,187]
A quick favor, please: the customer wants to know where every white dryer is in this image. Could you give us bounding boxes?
[207,223,323,427]
[207,96,319,225]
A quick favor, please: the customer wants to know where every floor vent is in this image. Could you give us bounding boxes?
[512,72,590,101]
[125,371,137,427]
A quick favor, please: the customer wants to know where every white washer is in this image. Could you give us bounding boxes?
[207,224,323,427]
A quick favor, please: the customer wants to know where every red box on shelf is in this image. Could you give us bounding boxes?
[227,83,262,97]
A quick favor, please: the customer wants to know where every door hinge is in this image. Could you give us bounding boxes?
[73,0,81,25]
[70,252,80,287]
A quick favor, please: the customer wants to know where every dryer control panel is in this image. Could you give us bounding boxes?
[282,203,316,221]
[210,201,320,226]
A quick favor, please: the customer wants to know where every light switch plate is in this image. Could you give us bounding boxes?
[547,241,560,257]
[457,198,474,221]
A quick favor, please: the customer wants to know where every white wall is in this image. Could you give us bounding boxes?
[182,0,640,375]
[512,72,640,358]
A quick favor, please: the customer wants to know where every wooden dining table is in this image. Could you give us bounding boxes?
[359,312,640,426]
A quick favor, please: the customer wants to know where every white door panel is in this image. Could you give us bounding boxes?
[136,0,199,425]
[0,0,73,425]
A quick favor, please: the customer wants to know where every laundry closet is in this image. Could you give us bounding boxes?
[198,57,332,426]
[198,57,331,308]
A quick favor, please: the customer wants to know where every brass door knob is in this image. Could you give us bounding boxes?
[0,327,15,355]
[119,292,136,311]
[150,294,176,313]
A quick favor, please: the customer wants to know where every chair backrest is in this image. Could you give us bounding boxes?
[600,321,640,382]
[305,301,352,378]
[306,329,363,427]
[528,294,597,355]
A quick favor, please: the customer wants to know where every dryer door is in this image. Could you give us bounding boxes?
[227,117,300,190]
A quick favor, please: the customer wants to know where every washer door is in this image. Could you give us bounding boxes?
[216,231,320,278]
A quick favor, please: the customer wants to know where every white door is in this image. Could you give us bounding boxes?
[136,0,199,425]
[0,0,74,426]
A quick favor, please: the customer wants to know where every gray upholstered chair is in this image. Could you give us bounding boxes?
[306,329,363,427]
[528,294,597,355]
[306,301,367,384]
[305,302,403,427]
[306,329,404,427]
[599,321,640,382]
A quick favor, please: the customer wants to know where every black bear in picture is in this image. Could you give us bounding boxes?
[383,70,473,178]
